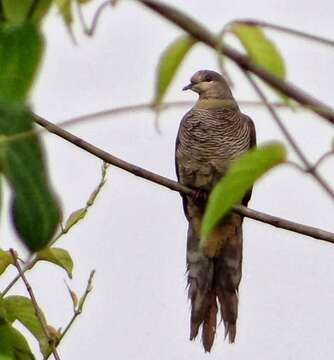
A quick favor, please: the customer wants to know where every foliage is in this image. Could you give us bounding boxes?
[200,143,286,248]
[154,34,197,106]
[0,0,332,358]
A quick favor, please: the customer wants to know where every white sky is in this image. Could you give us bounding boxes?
[1,0,334,359]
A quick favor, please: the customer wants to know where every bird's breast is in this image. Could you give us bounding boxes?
[176,109,251,189]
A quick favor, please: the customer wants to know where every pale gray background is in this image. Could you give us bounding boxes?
[1,0,334,359]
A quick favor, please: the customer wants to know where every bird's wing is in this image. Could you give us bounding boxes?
[175,110,194,218]
[241,113,257,206]
[242,113,257,148]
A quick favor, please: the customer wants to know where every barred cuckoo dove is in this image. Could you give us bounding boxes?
[175,70,256,352]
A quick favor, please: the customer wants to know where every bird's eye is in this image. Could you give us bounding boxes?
[204,75,212,82]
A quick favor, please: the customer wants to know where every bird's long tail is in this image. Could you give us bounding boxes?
[187,213,243,352]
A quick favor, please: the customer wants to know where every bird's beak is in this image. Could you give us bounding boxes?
[182,83,193,91]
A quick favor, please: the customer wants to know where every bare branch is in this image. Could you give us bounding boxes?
[232,19,334,47]
[10,249,62,360]
[136,0,334,125]
[311,150,334,170]
[76,0,113,36]
[242,71,334,200]
[32,114,334,244]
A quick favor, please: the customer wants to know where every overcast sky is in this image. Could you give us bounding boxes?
[1,0,334,359]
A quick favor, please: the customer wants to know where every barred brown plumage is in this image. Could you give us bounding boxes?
[175,69,256,352]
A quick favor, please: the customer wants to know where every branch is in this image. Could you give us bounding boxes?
[243,71,334,200]
[136,0,334,126]
[1,164,107,297]
[76,0,113,36]
[10,249,62,360]
[232,19,334,47]
[32,114,334,244]
[311,150,334,170]
[45,271,95,359]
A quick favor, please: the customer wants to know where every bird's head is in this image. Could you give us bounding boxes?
[183,70,233,101]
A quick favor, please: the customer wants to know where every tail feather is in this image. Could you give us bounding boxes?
[202,292,218,352]
[186,213,243,351]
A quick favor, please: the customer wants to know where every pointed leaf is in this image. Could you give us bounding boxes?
[201,143,286,243]
[63,208,87,233]
[1,0,34,25]
[0,323,36,359]
[65,282,78,309]
[154,35,196,105]
[231,24,288,102]
[55,0,73,27]
[4,296,49,357]
[36,248,73,278]
[0,23,43,103]
[231,24,286,79]
[0,104,61,251]
[0,249,13,276]
[30,0,53,24]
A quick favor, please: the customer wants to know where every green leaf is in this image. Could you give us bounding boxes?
[4,296,48,358]
[0,103,61,251]
[36,248,73,278]
[201,143,286,244]
[154,34,196,105]
[55,0,73,27]
[0,249,12,276]
[0,23,43,103]
[1,0,33,25]
[0,297,9,323]
[0,323,35,360]
[63,208,87,233]
[231,24,285,79]
[30,0,53,24]
[231,24,288,102]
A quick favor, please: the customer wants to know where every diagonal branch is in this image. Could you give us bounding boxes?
[231,19,334,46]
[136,0,334,126]
[242,71,334,200]
[32,114,334,244]
[231,19,334,47]
[10,249,62,360]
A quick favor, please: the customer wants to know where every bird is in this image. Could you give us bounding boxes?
[175,69,256,352]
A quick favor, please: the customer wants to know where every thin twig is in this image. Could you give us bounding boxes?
[59,270,95,342]
[76,0,112,36]
[311,150,334,170]
[1,258,37,297]
[242,71,334,200]
[137,0,334,125]
[32,114,334,244]
[44,271,95,359]
[232,19,334,47]
[1,165,107,298]
[10,249,62,360]
[0,100,309,149]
